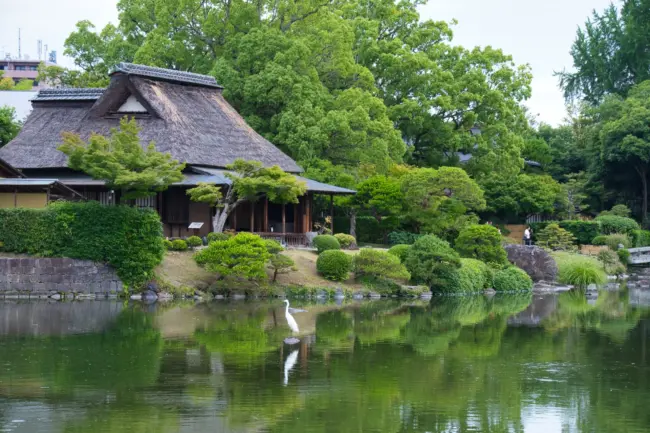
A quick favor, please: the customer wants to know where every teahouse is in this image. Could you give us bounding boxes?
[0,63,354,242]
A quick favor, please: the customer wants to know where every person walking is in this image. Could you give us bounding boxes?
[523,226,531,246]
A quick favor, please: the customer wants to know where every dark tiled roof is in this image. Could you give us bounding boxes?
[32,88,106,102]
[112,63,223,89]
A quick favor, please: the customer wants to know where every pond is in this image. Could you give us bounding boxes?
[0,290,649,433]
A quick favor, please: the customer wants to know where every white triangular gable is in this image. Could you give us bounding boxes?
[117,95,147,113]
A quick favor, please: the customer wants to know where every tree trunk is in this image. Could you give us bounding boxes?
[350,210,357,239]
[213,205,231,233]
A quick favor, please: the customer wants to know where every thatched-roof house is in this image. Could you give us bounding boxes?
[0,63,353,240]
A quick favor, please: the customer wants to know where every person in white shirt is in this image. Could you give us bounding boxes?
[523,227,531,246]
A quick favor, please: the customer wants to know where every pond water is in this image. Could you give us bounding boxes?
[1,290,650,433]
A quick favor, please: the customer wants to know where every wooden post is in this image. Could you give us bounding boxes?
[282,203,286,233]
[250,201,255,233]
[46,186,51,205]
[329,194,334,234]
[264,197,269,232]
[294,202,299,233]
[13,188,17,208]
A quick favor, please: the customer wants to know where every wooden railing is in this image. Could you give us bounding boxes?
[257,232,308,247]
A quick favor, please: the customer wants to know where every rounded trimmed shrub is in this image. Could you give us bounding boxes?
[403,235,461,290]
[186,236,203,248]
[334,233,356,249]
[316,250,352,281]
[171,239,188,251]
[163,239,173,250]
[313,235,341,254]
[595,215,639,235]
[207,232,231,243]
[264,239,284,254]
[591,235,607,246]
[456,258,490,293]
[388,244,410,263]
[387,231,422,245]
[352,248,410,281]
[455,224,508,265]
[493,267,533,292]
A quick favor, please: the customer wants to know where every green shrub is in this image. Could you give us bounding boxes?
[316,250,352,281]
[171,239,188,251]
[457,258,491,292]
[600,204,632,217]
[387,244,410,262]
[403,235,461,291]
[455,224,508,265]
[617,248,630,265]
[597,249,625,275]
[264,239,284,254]
[336,216,383,244]
[632,229,650,247]
[554,252,607,289]
[333,233,356,249]
[603,233,631,251]
[207,232,231,243]
[194,232,270,286]
[595,215,639,235]
[352,249,410,281]
[387,231,422,245]
[536,223,577,251]
[163,239,173,250]
[313,235,341,254]
[530,221,600,245]
[493,267,533,292]
[186,236,203,248]
[268,253,296,282]
[0,202,164,287]
[591,235,607,245]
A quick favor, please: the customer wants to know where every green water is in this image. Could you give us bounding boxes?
[0,291,649,432]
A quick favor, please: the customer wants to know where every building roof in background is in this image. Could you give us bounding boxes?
[112,63,223,89]
[0,157,24,178]
[0,63,302,173]
[0,178,84,198]
[31,88,106,102]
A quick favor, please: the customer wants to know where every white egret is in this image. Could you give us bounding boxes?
[283,350,299,386]
[284,299,300,333]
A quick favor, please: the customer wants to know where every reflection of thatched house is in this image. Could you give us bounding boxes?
[0,63,354,240]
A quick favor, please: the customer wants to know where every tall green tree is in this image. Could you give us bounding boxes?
[0,106,21,148]
[59,117,185,200]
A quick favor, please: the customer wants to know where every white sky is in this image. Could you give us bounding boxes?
[0,0,614,125]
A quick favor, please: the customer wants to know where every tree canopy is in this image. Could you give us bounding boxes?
[0,106,21,148]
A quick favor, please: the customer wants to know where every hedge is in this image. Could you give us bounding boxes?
[0,201,164,287]
[530,220,600,245]
[632,230,650,248]
[317,250,352,281]
[595,215,639,235]
[493,267,533,292]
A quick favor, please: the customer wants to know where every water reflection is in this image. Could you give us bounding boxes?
[0,290,649,432]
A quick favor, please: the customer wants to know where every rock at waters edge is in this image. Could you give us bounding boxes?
[504,244,558,282]
[284,337,300,345]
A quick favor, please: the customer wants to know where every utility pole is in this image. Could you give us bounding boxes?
[18,28,21,59]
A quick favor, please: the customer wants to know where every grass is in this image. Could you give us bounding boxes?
[551,251,607,289]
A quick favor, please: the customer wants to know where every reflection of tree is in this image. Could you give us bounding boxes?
[353,303,411,345]
[63,405,179,433]
[315,310,354,347]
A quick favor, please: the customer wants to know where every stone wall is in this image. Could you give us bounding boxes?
[0,257,122,297]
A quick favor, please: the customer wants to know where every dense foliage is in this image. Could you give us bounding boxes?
[268,253,296,282]
[455,225,507,266]
[334,233,356,249]
[535,223,577,252]
[171,239,188,251]
[530,221,600,245]
[457,258,492,293]
[352,249,410,282]
[632,230,650,247]
[0,105,21,148]
[595,215,639,235]
[554,252,607,289]
[186,236,203,248]
[316,250,352,281]
[0,201,164,287]
[194,232,271,286]
[492,267,533,292]
[403,235,461,291]
[312,235,341,254]
[387,244,410,263]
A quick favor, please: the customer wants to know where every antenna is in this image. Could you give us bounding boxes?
[37,40,43,61]
[44,44,48,62]
[18,28,21,59]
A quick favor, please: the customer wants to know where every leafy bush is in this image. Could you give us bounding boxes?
[603,233,631,251]
[455,224,507,265]
[632,230,650,247]
[617,248,630,265]
[163,239,173,250]
[186,236,203,248]
[334,233,356,249]
[554,252,607,289]
[597,249,625,275]
[264,239,284,254]
[0,202,164,287]
[591,235,607,245]
[403,235,461,291]
[536,223,577,251]
[336,216,383,244]
[207,232,231,243]
[316,250,352,281]
[595,215,639,235]
[352,249,410,281]
[493,267,533,292]
[600,204,632,217]
[194,232,270,286]
[171,239,188,251]
[457,258,491,292]
[313,235,341,254]
[530,221,600,245]
[268,253,296,282]
[387,244,410,262]
[387,231,422,245]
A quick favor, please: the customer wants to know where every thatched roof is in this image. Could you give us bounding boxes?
[0,63,302,173]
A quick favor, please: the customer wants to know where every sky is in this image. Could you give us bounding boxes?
[0,0,614,125]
